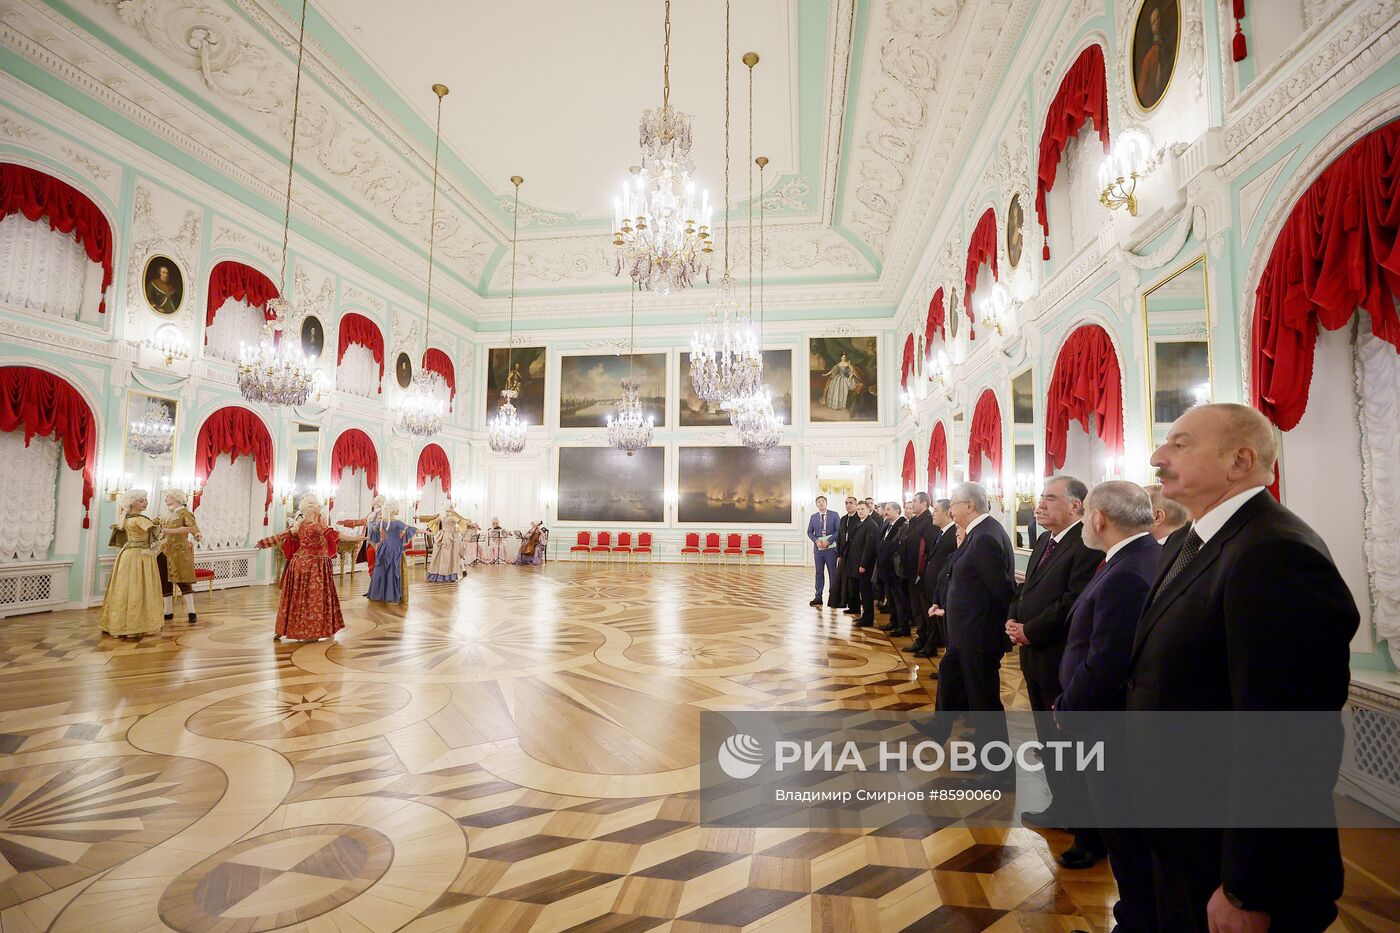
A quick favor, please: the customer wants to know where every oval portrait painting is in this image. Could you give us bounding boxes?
[395,352,413,389]
[948,289,960,340]
[1006,193,1024,270]
[1132,0,1180,111]
[142,255,184,315]
[300,316,325,359]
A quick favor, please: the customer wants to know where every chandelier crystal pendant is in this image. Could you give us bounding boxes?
[608,283,656,456]
[488,176,529,456]
[612,0,712,296]
[238,0,316,408]
[734,155,783,451]
[397,83,451,439]
[127,400,175,458]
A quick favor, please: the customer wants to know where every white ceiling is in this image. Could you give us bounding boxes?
[321,0,800,219]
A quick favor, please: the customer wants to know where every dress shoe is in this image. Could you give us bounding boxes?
[1056,845,1106,870]
[1020,807,1071,831]
[163,613,174,621]
[809,598,823,607]
[187,612,197,624]
[845,608,862,617]
[854,618,876,627]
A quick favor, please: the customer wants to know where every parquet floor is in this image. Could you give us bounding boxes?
[0,563,1395,932]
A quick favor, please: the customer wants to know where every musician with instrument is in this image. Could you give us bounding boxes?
[516,520,548,565]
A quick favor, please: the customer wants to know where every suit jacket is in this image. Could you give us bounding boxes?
[1126,491,1359,920]
[836,511,858,557]
[941,516,1016,654]
[1056,534,1158,713]
[1009,523,1102,686]
[807,510,839,550]
[875,515,907,582]
[921,522,958,600]
[845,515,879,578]
[900,510,937,582]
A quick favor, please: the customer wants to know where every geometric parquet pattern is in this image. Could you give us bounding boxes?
[0,563,1395,932]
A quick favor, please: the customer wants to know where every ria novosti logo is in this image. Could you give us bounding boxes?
[717,733,765,779]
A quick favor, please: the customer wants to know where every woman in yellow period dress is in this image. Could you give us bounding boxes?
[159,489,201,624]
[100,489,165,638]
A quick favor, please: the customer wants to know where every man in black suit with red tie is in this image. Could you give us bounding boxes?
[1127,404,1359,933]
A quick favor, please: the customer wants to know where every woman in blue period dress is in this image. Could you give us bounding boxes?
[366,500,416,604]
[821,353,861,411]
[100,489,165,639]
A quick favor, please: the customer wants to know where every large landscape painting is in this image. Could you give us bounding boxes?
[557,446,665,523]
[677,446,792,524]
[485,346,546,427]
[680,349,792,427]
[809,336,878,423]
[559,352,667,428]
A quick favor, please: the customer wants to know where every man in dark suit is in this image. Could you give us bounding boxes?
[844,501,879,627]
[1054,481,1160,931]
[926,481,1016,759]
[902,493,938,645]
[1127,404,1359,933]
[830,496,859,609]
[912,497,958,658]
[875,502,910,635]
[1005,476,1101,853]
[1144,482,1189,543]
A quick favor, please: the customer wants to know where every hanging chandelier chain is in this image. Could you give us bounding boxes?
[662,0,671,112]
[276,0,310,319]
[723,0,731,274]
[629,281,636,380]
[423,85,447,360]
[747,55,754,318]
[508,176,521,373]
[759,158,766,341]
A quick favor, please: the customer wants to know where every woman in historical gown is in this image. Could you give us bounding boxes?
[258,493,357,641]
[366,501,416,604]
[515,521,547,565]
[159,488,201,624]
[481,517,506,563]
[426,501,471,582]
[821,353,861,411]
[100,489,165,638]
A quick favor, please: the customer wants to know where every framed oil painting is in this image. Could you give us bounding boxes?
[1006,193,1025,270]
[1011,368,1034,425]
[142,255,184,315]
[485,346,546,427]
[557,446,665,523]
[559,352,667,428]
[1132,0,1180,111]
[680,349,792,427]
[809,336,878,423]
[394,351,413,389]
[300,315,325,359]
[678,446,792,524]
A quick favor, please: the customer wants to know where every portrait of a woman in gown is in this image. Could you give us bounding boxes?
[810,336,878,423]
[822,353,861,411]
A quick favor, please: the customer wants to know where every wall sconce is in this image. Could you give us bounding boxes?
[276,482,297,507]
[976,282,1013,337]
[1101,456,1125,480]
[1013,472,1038,510]
[1097,128,1159,216]
[105,472,133,501]
[143,324,190,366]
[899,388,920,425]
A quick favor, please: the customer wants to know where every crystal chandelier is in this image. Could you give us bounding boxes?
[397,83,450,439]
[489,176,529,456]
[734,155,784,451]
[128,400,175,458]
[608,284,655,456]
[612,0,712,296]
[238,0,316,409]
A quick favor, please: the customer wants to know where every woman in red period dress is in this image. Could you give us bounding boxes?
[258,493,362,641]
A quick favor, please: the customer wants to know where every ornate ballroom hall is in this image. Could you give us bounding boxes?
[1,0,1398,930]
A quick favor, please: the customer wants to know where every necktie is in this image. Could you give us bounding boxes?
[1036,535,1057,573]
[1153,529,1203,602]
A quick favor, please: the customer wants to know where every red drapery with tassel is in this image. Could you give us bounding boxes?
[0,366,97,527]
[1044,324,1124,474]
[331,428,379,492]
[926,288,946,347]
[901,441,916,496]
[964,208,999,337]
[206,261,278,338]
[0,164,113,314]
[421,348,456,408]
[968,389,1003,483]
[1232,0,1249,62]
[417,443,452,496]
[1251,120,1400,431]
[928,421,949,497]
[900,334,915,389]
[193,406,274,525]
[1036,45,1110,260]
[337,313,385,391]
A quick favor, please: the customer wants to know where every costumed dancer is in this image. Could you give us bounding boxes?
[159,488,201,624]
[100,489,165,639]
[426,501,470,582]
[482,517,506,564]
[258,493,358,641]
[359,494,386,573]
[515,521,547,565]
[366,499,416,604]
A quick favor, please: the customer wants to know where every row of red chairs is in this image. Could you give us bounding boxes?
[566,531,766,564]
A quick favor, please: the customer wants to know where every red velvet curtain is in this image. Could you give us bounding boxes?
[0,366,97,527]
[206,261,278,340]
[1036,44,1109,260]
[0,164,113,314]
[964,207,999,338]
[417,443,452,496]
[1044,324,1124,474]
[928,421,949,496]
[421,348,456,408]
[926,288,946,347]
[331,428,379,492]
[901,441,916,496]
[1251,119,1400,431]
[968,389,1003,482]
[194,406,274,524]
[900,334,915,389]
[337,313,385,391]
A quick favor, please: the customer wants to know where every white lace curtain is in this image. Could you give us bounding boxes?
[1062,128,1103,258]
[338,344,378,397]
[1358,329,1400,664]
[331,468,371,527]
[0,214,88,320]
[0,430,59,562]
[205,298,267,363]
[198,452,254,550]
[421,477,445,516]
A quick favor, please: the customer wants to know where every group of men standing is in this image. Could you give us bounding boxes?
[806,403,1360,933]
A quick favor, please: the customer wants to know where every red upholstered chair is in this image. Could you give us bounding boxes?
[569,531,592,562]
[194,567,215,603]
[745,533,765,565]
[680,532,701,562]
[723,533,743,563]
[614,531,633,563]
[592,530,613,563]
[702,532,722,563]
[634,532,654,564]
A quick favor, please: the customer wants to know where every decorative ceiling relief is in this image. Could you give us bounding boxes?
[213,224,279,268]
